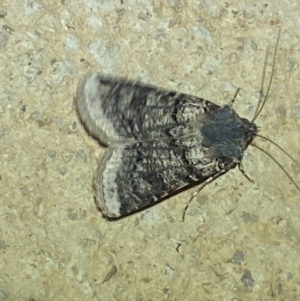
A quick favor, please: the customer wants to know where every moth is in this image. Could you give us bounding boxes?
[75,31,295,219]
[75,73,261,218]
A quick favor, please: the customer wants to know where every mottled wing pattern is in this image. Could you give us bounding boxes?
[75,73,258,218]
[93,139,235,218]
[75,73,220,145]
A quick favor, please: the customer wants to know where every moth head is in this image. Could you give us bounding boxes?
[201,105,258,161]
[240,117,258,147]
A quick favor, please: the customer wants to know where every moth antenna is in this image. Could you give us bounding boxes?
[252,27,281,122]
[251,143,300,192]
[253,46,270,119]
[257,134,300,169]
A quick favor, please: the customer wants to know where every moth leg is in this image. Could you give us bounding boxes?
[182,170,228,221]
[238,162,254,183]
[230,88,241,105]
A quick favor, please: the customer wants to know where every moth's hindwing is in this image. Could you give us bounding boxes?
[76,73,258,218]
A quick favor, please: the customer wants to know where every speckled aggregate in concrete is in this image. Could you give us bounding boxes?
[1,1,300,300]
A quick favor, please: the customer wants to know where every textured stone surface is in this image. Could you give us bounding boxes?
[1,1,300,300]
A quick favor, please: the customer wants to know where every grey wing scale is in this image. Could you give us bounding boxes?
[75,73,220,145]
[94,141,233,218]
[75,73,257,218]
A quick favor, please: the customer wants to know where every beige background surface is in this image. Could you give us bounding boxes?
[1,0,300,300]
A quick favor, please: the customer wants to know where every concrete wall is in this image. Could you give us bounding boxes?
[1,0,300,300]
